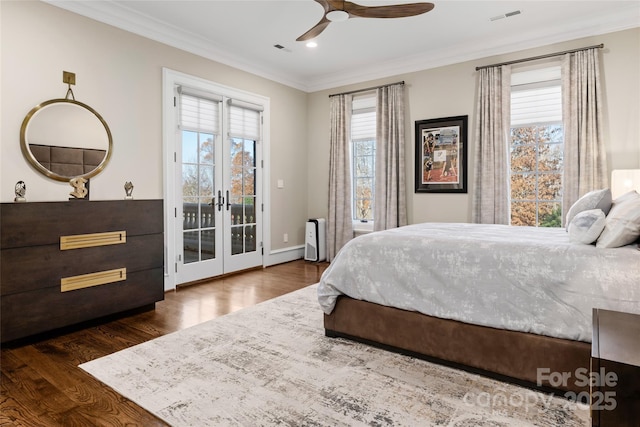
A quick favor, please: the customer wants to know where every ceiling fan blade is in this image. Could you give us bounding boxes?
[296,17,331,42]
[344,2,434,19]
[315,0,333,13]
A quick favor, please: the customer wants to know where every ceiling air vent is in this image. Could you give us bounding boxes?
[490,10,521,21]
[273,44,292,53]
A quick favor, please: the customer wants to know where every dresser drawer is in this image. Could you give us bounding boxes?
[1,200,163,248]
[1,268,164,342]
[1,233,163,296]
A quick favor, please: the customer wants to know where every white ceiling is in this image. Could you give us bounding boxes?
[47,0,640,92]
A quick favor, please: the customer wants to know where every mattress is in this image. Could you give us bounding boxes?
[317,223,640,342]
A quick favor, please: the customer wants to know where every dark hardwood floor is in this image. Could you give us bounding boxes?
[1,260,328,426]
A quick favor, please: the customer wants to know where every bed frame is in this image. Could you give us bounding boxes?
[325,296,591,395]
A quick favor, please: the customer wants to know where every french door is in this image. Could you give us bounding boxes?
[175,87,262,285]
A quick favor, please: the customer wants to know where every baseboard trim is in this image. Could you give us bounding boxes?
[265,245,304,267]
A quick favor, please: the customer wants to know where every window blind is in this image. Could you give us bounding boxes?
[228,102,261,140]
[351,93,376,140]
[511,66,562,126]
[511,86,562,126]
[351,111,376,140]
[180,93,220,133]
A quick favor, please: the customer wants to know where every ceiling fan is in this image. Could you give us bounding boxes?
[296,0,435,42]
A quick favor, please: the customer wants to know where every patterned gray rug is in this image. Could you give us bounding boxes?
[80,285,589,426]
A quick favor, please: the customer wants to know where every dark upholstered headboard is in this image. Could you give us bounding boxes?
[29,144,106,177]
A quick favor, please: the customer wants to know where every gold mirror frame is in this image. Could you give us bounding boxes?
[20,98,113,182]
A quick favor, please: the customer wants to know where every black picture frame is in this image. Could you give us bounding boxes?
[415,115,468,193]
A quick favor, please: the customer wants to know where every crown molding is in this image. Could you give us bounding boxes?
[306,6,640,92]
[44,1,639,94]
[44,0,311,91]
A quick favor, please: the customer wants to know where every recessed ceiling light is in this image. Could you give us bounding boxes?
[306,41,318,48]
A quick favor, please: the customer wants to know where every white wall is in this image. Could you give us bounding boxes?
[306,28,640,225]
[0,1,309,253]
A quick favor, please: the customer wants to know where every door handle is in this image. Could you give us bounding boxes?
[226,190,231,211]
[216,190,224,212]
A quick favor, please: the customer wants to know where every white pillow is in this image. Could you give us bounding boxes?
[565,188,612,228]
[596,191,640,248]
[568,209,606,244]
[612,189,640,205]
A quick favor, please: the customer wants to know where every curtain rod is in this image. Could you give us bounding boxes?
[475,43,604,71]
[328,81,404,98]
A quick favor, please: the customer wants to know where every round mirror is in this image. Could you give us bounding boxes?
[20,98,112,182]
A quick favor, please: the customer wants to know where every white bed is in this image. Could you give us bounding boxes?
[318,222,640,343]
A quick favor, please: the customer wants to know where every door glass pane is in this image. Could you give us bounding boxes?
[182,165,198,197]
[230,196,243,225]
[200,199,216,228]
[244,225,256,253]
[245,197,256,225]
[183,200,198,230]
[183,131,198,162]
[199,133,214,165]
[183,230,199,264]
[230,138,242,162]
[230,164,243,197]
[231,225,243,255]
[200,166,214,198]
[244,139,255,167]
[200,201,214,228]
[244,167,256,196]
[202,229,215,260]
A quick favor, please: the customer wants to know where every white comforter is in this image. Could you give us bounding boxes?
[317,223,640,342]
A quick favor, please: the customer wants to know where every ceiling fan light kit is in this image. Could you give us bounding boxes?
[326,10,349,22]
[296,0,435,42]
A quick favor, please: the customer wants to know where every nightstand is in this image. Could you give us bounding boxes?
[591,308,640,427]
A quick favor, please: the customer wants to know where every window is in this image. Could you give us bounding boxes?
[351,93,376,223]
[510,66,563,227]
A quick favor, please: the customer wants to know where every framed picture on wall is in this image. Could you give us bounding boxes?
[415,115,468,193]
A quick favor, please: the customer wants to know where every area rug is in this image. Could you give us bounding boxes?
[80,285,590,426]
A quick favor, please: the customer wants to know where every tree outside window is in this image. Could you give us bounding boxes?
[510,125,563,227]
[353,138,375,221]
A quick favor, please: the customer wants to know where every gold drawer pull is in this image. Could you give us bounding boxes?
[60,231,126,250]
[61,268,127,292]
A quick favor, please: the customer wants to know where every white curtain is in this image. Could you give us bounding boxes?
[472,65,512,224]
[562,48,607,220]
[374,83,407,231]
[327,94,353,261]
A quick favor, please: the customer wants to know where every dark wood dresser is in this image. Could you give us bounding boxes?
[1,200,164,343]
